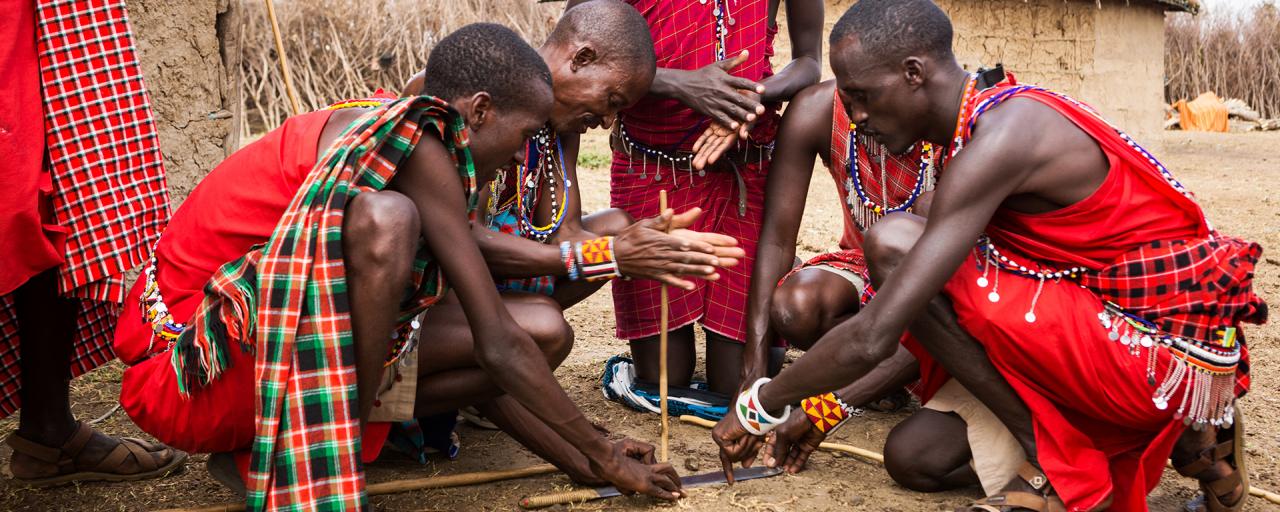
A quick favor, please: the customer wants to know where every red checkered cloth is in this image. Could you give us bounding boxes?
[0,0,167,420]
[618,0,779,152]
[609,0,780,342]
[37,0,169,302]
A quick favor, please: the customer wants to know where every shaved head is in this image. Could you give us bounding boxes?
[830,0,954,66]
[546,0,656,71]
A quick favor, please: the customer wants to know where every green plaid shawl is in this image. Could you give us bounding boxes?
[171,96,477,510]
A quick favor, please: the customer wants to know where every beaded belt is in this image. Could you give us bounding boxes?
[609,122,771,217]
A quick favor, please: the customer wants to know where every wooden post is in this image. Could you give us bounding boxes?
[658,189,670,463]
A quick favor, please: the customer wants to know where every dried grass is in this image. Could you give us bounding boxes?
[1165,2,1280,118]
[234,0,562,136]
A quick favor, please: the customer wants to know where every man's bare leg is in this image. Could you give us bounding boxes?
[883,409,979,492]
[412,293,573,414]
[769,268,861,351]
[343,190,422,423]
[704,332,784,395]
[630,325,697,388]
[10,270,176,479]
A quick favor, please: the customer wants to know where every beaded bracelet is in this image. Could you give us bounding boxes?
[735,378,791,436]
[576,236,622,282]
[560,241,580,281]
[800,392,855,434]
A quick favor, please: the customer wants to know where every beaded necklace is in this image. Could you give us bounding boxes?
[708,0,732,61]
[513,128,571,242]
[843,131,937,230]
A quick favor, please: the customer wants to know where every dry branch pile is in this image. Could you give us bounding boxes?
[1166,2,1280,121]
[234,0,560,135]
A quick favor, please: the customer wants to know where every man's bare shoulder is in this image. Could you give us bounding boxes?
[778,80,836,150]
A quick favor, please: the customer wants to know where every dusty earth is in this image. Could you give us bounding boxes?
[0,129,1276,511]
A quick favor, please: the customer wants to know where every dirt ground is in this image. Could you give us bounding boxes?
[0,129,1276,511]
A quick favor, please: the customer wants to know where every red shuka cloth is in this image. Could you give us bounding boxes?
[939,85,1260,511]
[0,0,167,419]
[116,110,335,453]
[610,0,778,342]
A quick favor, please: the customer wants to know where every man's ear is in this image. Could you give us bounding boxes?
[571,45,598,72]
[462,91,494,130]
[902,56,926,89]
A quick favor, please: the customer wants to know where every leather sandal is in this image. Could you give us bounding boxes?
[5,421,188,487]
[961,462,1066,512]
[1177,407,1248,512]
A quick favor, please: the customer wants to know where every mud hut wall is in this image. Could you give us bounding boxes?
[128,0,235,205]
[934,0,1165,136]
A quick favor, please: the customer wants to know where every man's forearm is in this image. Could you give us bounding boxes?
[473,224,567,279]
[831,344,918,406]
[759,57,820,103]
[650,67,689,100]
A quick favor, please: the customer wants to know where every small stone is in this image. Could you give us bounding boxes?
[683,458,700,472]
[848,495,864,507]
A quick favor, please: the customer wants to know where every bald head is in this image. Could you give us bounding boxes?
[546,0,656,71]
[830,0,954,66]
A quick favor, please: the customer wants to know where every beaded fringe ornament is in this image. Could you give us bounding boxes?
[962,86,1239,429]
[843,131,937,231]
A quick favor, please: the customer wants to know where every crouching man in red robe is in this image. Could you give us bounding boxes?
[713,2,1266,511]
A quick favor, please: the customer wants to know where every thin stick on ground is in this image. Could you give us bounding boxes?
[659,189,670,463]
[680,415,1280,505]
[152,464,560,512]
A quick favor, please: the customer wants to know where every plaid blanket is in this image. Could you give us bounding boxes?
[0,0,167,420]
[37,0,169,302]
[172,96,476,510]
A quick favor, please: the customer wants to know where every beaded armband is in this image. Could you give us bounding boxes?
[560,241,580,281]
[735,378,792,436]
[576,237,622,282]
[800,392,854,433]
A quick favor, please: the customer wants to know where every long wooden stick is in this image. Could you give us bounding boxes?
[658,189,670,463]
[681,415,1280,505]
[263,0,302,116]
[153,464,560,512]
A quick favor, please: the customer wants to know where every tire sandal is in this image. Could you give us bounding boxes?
[961,462,1066,512]
[5,421,188,487]
[1176,407,1248,512]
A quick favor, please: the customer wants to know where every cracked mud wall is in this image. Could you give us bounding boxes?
[936,0,1167,136]
[128,0,235,205]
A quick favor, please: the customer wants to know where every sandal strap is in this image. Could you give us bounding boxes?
[1017,462,1052,493]
[1205,468,1242,497]
[976,491,1055,511]
[61,421,95,459]
[1177,439,1235,477]
[4,433,62,464]
[93,438,163,473]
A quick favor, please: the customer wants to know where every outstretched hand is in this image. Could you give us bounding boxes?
[668,51,765,134]
[711,410,765,485]
[614,207,746,290]
[692,122,741,170]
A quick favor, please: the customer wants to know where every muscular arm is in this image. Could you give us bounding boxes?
[759,0,823,103]
[756,102,1049,413]
[740,83,832,385]
[390,135,616,466]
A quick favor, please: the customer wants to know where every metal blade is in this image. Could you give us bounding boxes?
[594,466,783,498]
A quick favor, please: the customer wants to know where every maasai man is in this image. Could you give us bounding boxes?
[714,2,1265,511]
[567,0,824,398]
[1,0,185,486]
[741,64,1025,495]
[113,24,683,509]
[387,0,747,484]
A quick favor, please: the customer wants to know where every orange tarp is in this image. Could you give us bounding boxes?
[1174,92,1229,132]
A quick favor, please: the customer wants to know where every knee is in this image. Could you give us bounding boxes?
[863,213,923,283]
[884,425,953,492]
[520,296,575,367]
[583,208,634,236]
[346,191,420,266]
[769,284,822,350]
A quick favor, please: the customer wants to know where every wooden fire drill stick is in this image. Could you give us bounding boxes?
[658,189,670,463]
